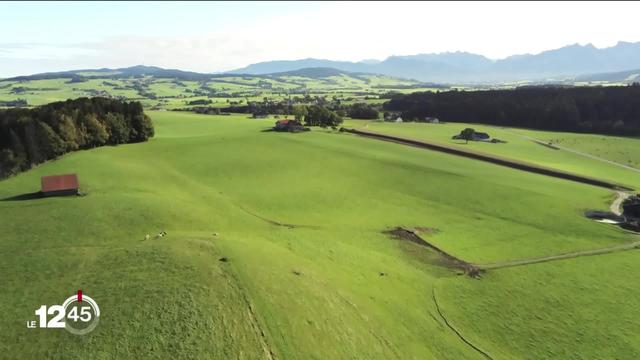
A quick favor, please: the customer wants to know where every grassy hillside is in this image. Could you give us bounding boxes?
[1,112,639,359]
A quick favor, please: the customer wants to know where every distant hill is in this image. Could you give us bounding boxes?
[231,41,640,83]
[5,65,418,82]
[268,67,365,78]
[5,65,217,82]
[0,65,434,109]
[575,68,640,83]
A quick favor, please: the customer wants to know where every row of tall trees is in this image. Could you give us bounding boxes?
[0,97,154,178]
[383,85,640,136]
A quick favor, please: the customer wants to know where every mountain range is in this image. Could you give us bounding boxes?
[4,41,640,85]
[231,41,640,83]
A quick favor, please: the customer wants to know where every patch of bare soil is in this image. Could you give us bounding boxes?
[384,227,481,277]
[413,226,440,235]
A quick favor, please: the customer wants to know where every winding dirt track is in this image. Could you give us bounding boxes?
[611,191,633,216]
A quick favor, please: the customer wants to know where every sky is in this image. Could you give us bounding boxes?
[1,1,640,77]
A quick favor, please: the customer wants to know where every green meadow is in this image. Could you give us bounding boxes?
[1,112,639,359]
[343,119,640,189]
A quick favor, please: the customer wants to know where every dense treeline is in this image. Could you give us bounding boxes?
[0,97,154,178]
[347,103,379,119]
[384,85,640,135]
[0,99,28,107]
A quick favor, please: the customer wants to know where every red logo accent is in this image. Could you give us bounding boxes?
[77,289,83,302]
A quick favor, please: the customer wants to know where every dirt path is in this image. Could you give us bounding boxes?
[611,191,633,216]
[477,240,640,270]
[342,128,632,191]
[432,286,494,360]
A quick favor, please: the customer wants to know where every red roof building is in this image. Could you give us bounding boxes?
[41,174,79,196]
[274,119,305,132]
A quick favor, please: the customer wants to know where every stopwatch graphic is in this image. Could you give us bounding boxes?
[27,290,100,335]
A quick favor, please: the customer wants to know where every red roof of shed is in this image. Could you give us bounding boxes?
[41,174,79,193]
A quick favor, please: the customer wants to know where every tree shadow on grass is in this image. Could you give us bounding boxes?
[0,191,44,201]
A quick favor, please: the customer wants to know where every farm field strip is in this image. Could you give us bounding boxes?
[343,120,640,190]
[503,128,640,174]
[342,127,632,190]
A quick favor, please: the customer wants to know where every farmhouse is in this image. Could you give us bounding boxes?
[473,132,490,140]
[383,112,402,122]
[41,174,79,196]
[273,119,307,132]
[452,131,491,141]
[623,196,640,218]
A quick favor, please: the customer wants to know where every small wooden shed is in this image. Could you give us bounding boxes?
[41,174,79,196]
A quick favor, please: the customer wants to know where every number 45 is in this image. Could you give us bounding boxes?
[67,306,92,322]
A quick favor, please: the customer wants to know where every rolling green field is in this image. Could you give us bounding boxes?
[1,112,639,359]
[0,72,431,110]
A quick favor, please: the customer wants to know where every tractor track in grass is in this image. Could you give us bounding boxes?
[432,286,494,360]
[477,239,640,271]
[233,203,321,229]
[502,129,640,174]
[341,128,632,191]
[219,257,278,360]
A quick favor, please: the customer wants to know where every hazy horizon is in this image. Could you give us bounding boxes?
[1,1,640,77]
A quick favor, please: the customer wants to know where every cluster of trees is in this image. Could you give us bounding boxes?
[191,107,222,115]
[0,97,154,178]
[0,99,28,107]
[346,103,379,119]
[66,75,88,84]
[292,105,343,127]
[188,99,213,105]
[226,102,291,116]
[383,85,640,135]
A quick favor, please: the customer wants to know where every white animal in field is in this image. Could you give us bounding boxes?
[144,234,150,241]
